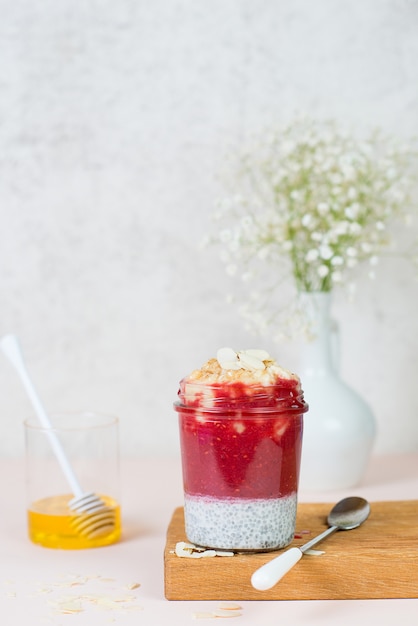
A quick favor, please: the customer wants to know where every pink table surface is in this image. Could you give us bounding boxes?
[1,453,417,625]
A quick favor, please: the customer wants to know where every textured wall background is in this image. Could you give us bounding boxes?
[1,0,417,457]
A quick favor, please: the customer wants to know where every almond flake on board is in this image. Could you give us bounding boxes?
[175,541,234,558]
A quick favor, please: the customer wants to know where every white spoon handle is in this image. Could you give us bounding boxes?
[251,547,303,590]
[1,333,83,498]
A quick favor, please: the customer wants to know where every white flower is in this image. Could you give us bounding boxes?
[257,247,270,260]
[349,222,362,235]
[334,221,350,235]
[319,245,334,260]
[219,229,232,242]
[241,216,253,230]
[211,116,417,339]
[318,264,330,278]
[302,214,314,228]
[306,249,319,262]
[345,204,360,219]
[317,202,330,215]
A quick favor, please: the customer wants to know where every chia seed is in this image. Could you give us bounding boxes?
[184,492,297,551]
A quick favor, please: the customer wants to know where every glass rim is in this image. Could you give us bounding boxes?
[173,400,308,417]
[23,410,119,432]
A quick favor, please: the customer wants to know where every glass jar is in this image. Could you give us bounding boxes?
[175,379,308,551]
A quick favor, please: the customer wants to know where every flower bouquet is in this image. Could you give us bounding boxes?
[210,116,417,339]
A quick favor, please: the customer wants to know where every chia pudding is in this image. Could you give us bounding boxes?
[174,348,308,551]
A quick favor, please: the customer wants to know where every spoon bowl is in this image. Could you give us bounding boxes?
[251,496,371,591]
[327,496,371,530]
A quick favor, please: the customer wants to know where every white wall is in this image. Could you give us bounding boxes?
[1,0,417,458]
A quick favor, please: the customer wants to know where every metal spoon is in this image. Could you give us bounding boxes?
[251,496,371,591]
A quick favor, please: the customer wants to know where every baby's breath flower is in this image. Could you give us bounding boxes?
[319,245,333,260]
[210,116,418,339]
[317,202,329,215]
[306,249,319,262]
[318,265,330,278]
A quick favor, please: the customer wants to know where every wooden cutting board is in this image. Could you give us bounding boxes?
[164,500,418,600]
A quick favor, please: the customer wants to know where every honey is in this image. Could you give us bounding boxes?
[27,494,121,549]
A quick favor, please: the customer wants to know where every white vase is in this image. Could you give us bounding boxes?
[297,291,376,491]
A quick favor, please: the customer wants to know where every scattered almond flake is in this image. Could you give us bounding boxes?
[218,602,242,610]
[53,574,90,588]
[35,586,53,595]
[176,541,234,558]
[49,597,84,614]
[193,608,243,619]
[305,549,325,556]
[82,593,137,607]
[126,582,141,589]
[48,590,142,616]
[175,542,203,558]
[28,574,144,618]
[212,609,242,618]
[175,541,211,558]
[89,596,132,610]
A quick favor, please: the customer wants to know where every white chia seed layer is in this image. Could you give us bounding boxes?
[184,493,297,551]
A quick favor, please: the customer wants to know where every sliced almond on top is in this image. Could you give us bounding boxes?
[237,352,265,370]
[242,349,270,361]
